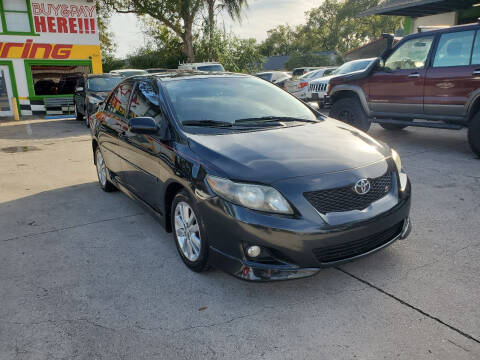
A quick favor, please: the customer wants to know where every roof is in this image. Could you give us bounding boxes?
[262,56,291,71]
[359,0,478,17]
[151,71,250,82]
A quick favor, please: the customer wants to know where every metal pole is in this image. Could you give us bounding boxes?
[11,97,20,121]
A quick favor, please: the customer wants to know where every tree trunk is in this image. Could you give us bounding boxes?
[207,0,215,59]
[183,19,195,62]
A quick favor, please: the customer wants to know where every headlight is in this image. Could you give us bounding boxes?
[391,149,407,191]
[206,175,293,214]
[326,83,331,94]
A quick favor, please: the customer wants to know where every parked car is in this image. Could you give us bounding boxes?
[291,67,320,78]
[255,71,291,88]
[178,62,225,72]
[326,23,480,157]
[109,69,148,77]
[308,58,376,107]
[285,67,337,100]
[146,68,170,73]
[74,74,123,127]
[91,72,411,281]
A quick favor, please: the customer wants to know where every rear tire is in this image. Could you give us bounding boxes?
[171,190,210,273]
[380,122,410,131]
[330,97,371,132]
[468,111,480,158]
[95,148,116,192]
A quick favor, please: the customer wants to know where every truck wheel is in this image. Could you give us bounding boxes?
[380,122,410,131]
[330,97,371,132]
[468,111,480,158]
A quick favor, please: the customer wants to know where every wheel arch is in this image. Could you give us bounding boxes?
[164,181,187,233]
[330,85,371,116]
[468,93,480,122]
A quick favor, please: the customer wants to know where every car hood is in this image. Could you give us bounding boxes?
[309,74,336,84]
[187,119,390,184]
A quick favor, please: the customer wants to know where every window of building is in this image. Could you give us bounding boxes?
[433,30,475,68]
[0,0,33,34]
[30,65,91,96]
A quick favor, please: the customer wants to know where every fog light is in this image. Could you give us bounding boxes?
[247,245,261,258]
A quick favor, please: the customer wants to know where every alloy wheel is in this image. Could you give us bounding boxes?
[174,201,201,262]
[96,149,107,187]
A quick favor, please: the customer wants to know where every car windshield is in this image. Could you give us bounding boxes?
[87,77,122,92]
[197,64,225,72]
[117,70,148,77]
[163,77,318,125]
[292,69,305,77]
[300,70,321,79]
[256,73,273,81]
[332,60,372,75]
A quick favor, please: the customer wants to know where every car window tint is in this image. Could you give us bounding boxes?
[128,80,164,124]
[470,31,480,65]
[105,81,133,117]
[433,30,475,67]
[385,36,434,70]
[164,77,317,124]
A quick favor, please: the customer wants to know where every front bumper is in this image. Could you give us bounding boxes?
[198,177,412,281]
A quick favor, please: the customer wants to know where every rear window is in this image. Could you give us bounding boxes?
[292,69,305,77]
[197,64,225,72]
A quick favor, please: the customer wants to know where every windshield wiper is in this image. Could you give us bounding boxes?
[182,120,233,127]
[234,116,318,125]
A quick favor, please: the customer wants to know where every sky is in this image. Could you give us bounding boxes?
[110,0,325,58]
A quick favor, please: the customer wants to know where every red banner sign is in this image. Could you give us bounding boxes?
[32,2,96,35]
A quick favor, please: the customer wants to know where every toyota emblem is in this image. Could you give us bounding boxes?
[354,179,371,195]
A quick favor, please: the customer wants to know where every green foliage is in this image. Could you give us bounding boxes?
[284,53,342,71]
[102,56,126,73]
[260,0,403,56]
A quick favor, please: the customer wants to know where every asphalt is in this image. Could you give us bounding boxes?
[0,117,479,360]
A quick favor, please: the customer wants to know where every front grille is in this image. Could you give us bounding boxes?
[309,83,327,93]
[304,172,392,214]
[312,221,404,264]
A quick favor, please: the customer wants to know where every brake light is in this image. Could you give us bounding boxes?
[298,82,308,89]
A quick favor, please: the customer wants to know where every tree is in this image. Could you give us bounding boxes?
[205,0,248,58]
[260,0,403,57]
[100,0,203,61]
[96,2,116,58]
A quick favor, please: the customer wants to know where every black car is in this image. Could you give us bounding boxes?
[91,72,412,281]
[74,74,123,127]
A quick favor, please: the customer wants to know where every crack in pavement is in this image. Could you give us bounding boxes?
[1,213,145,243]
[335,267,480,345]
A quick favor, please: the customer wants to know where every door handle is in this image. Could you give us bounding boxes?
[473,70,480,75]
[408,73,420,78]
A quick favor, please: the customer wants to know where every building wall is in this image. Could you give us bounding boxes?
[0,0,101,117]
[412,12,457,31]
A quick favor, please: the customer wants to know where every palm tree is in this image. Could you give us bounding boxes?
[205,0,248,58]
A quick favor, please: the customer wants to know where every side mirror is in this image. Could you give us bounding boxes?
[75,87,84,92]
[128,117,158,134]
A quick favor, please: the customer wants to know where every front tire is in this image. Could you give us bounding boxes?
[468,111,480,158]
[171,190,209,272]
[95,148,116,192]
[330,97,371,132]
[380,123,409,131]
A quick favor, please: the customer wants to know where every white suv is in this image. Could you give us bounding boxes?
[308,58,375,106]
[178,62,225,72]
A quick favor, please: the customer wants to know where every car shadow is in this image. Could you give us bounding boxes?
[0,118,88,141]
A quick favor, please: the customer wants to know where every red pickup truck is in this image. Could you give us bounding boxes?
[327,23,480,157]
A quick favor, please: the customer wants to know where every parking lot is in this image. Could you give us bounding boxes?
[0,117,479,359]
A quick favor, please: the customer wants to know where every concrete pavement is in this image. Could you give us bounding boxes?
[0,118,479,359]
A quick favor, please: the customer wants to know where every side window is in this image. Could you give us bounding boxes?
[385,36,434,71]
[105,81,133,117]
[128,80,164,124]
[471,31,480,65]
[433,31,475,67]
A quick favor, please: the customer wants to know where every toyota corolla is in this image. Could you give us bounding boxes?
[91,72,411,281]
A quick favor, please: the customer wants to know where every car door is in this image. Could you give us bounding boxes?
[121,79,172,210]
[368,35,435,115]
[73,77,86,114]
[97,80,134,180]
[424,29,480,118]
